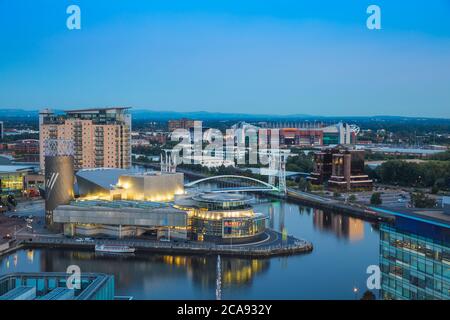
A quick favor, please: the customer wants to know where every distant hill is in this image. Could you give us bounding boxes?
[0,107,449,123]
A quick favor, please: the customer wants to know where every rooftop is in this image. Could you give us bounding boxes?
[192,192,254,204]
[76,168,136,190]
[70,199,170,209]
[0,272,115,300]
[372,206,450,229]
[65,107,131,113]
[0,165,35,173]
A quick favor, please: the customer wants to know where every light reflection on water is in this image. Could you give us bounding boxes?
[0,199,382,299]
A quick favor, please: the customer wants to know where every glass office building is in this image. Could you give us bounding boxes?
[380,217,450,300]
[0,272,115,300]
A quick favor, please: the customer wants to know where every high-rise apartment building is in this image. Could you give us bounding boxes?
[39,107,131,171]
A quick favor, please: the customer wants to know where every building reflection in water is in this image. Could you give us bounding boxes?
[38,249,269,295]
[380,217,450,300]
[313,209,365,241]
[27,249,34,263]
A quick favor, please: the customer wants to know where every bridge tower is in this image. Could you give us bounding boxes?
[267,150,288,194]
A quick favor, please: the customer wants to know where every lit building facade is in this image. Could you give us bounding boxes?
[76,169,185,202]
[0,165,35,193]
[380,217,450,300]
[279,128,323,146]
[175,193,266,243]
[39,107,131,171]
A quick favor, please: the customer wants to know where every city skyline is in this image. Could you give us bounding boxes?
[1,1,450,117]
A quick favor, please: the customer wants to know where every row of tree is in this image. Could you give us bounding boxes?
[367,160,450,191]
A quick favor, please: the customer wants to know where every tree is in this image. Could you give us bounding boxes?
[370,192,382,205]
[298,178,311,192]
[286,153,314,173]
[361,290,376,300]
[410,192,436,208]
[348,194,357,202]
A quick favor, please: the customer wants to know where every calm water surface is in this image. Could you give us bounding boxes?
[0,198,381,299]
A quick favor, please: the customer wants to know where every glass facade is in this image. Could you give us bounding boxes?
[222,216,266,239]
[380,219,450,300]
[185,193,267,243]
[0,172,25,193]
[0,272,115,300]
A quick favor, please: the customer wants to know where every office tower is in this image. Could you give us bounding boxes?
[308,146,373,191]
[39,107,131,171]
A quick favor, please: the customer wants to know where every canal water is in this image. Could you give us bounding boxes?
[0,199,380,299]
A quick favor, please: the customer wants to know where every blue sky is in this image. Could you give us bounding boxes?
[1,0,450,117]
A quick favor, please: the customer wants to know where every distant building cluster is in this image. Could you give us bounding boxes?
[168,118,203,132]
[0,139,40,162]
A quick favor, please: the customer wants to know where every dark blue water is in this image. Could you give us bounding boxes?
[0,199,380,299]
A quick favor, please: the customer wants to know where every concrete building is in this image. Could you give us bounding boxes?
[39,107,131,171]
[54,199,188,239]
[75,168,184,202]
[54,169,187,238]
[115,172,184,202]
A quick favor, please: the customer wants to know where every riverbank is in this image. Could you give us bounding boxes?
[286,188,395,223]
[22,241,313,258]
[3,229,313,259]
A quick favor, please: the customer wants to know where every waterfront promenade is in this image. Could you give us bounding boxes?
[8,229,313,258]
[286,188,395,222]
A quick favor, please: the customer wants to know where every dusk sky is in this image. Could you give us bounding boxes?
[1,0,450,117]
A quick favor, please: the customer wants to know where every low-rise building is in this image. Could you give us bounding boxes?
[0,165,37,194]
[0,272,116,300]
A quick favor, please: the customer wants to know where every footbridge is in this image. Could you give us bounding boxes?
[184,175,280,193]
